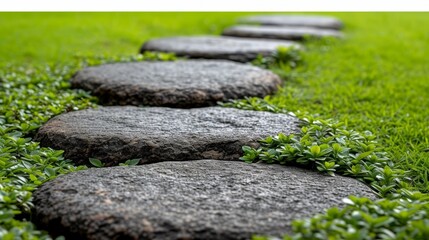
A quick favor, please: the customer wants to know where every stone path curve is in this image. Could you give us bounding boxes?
[32,15,360,240]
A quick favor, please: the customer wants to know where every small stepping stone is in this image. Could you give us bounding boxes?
[238,15,343,30]
[223,25,343,41]
[33,160,376,239]
[140,36,300,62]
[71,60,282,107]
[35,107,299,166]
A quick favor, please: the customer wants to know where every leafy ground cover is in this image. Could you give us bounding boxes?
[1,12,429,239]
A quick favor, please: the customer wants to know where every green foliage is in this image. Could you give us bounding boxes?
[74,51,177,67]
[88,158,104,168]
[254,22,429,194]
[0,53,175,239]
[1,12,429,239]
[285,195,429,240]
[230,98,429,240]
[252,46,303,70]
[252,193,429,240]
[89,158,141,167]
[0,67,91,239]
[239,115,409,198]
[119,159,141,166]
[225,18,429,237]
[0,12,242,66]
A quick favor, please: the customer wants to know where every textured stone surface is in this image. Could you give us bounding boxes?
[33,160,376,240]
[223,25,343,41]
[71,60,282,107]
[35,107,299,165]
[140,36,300,62]
[239,15,344,30]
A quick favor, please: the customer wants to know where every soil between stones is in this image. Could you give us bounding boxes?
[34,106,300,166]
[223,25,343,41]
[33,160,376,240]
[140,36,300,62]
[71,60,282,107]
[238,15,344,30]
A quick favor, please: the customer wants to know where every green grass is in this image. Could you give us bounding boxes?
[265,14,429,193]
[1,12,429,239]
[0,12,245,66]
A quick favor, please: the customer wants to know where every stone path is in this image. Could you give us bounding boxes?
[223,25,343,41]
[71,60,282,107]
[33,160,375,240]
[35,106,299,166]
[32,14,356,239]
[238,15,343,30]
[140,36,300,62]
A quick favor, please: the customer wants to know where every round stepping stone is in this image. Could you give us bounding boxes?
[33,160,376,239]
[71,60,282,107]
[223,25,343,41]
[140,36,301,62]
[238,15,343,30]
[35,107,299,166]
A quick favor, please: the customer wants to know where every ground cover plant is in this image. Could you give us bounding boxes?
[1,12,429,239]
[225,98,429,239]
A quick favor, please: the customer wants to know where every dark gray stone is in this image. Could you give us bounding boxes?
[140,36,301,62]
[35,107,299,166]
[33,160,376,240]
[71,60,282,107]
[238,15,344,30]
[223,25,343,41]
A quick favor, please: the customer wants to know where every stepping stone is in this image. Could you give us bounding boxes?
[71,60,282,107]
[35,107,299,166]
[223,25,343,41]
[33,160,376,239]
[238,15,343,30]
[140,36,300,62]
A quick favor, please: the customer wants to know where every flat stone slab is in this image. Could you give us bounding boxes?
[140,36,300,62]
[35,107,299,166]
[33,160,376,240]
[223,25,343,41]
[71,60,282,107]
[238,15,343,30]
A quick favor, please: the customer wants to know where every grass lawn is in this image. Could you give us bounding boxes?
[1,12,428,239]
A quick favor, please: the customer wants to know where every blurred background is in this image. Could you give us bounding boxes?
[1,12,428,66]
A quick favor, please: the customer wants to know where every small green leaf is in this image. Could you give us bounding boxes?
[44,167,56,177]
[124,159,140,166]
[89,158,104,168]
[29,174,38,181]
[242,145,252,153]
[355,151,373,161]
[310,145,321,155]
